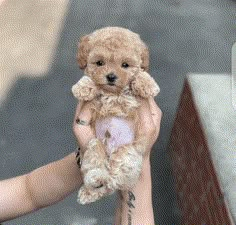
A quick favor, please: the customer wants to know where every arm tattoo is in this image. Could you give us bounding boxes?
[127,191,135,225]
[75,147,81,168]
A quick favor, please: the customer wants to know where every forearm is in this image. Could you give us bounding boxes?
[0,153,82,222]
[117,160,154,225]
[26,153,82,209]
[0,175,36,222]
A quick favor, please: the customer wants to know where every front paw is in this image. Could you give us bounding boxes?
[131,71,160,98]
[72,76,97,101]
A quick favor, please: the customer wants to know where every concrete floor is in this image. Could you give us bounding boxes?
[0,0,236,224]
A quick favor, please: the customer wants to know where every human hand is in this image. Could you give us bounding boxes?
[136,97,162,159]
[115,99,161,225]
[73,101,95,151]
[73,97,162,154]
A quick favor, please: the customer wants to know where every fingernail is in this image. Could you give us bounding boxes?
[76,118,88,125]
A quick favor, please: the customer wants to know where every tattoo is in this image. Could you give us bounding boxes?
[128,213,132,225]
[127,191,135,225]
[75,147,81,168]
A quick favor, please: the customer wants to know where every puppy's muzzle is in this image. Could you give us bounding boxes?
[106,73,117,85]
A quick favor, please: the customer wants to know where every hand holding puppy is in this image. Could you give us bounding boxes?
[73,97,162,160]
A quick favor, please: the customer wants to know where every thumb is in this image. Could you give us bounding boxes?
[73,102,95,149]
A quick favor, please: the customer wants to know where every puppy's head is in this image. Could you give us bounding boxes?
[77,27,149,93]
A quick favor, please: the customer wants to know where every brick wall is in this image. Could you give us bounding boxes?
[169,81,234,224]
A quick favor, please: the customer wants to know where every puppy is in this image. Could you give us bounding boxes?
[72,27,160,204]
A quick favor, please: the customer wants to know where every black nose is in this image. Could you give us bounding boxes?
[106,73,117,83]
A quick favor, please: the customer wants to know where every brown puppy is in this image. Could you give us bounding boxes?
[72,27,160,204]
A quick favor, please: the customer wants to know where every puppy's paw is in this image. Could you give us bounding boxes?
[84,168,109,188]
[72,76,97,101]
[131,71,160,98]
[77,185,109,204]
[77,186,96,204]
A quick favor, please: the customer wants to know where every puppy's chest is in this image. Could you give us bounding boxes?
[95,116,135,155]
[93,94,139,117]
[91,94,139,155]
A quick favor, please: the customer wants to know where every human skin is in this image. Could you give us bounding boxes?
[113,97,162,225]
[0,97,161,224]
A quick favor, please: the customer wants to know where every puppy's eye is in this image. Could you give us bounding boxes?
[96,60,105,66]
[121,63,129,68]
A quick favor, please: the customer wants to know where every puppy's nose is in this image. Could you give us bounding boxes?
[106,73,117,83]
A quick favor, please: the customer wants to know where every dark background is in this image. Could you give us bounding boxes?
[1,0,235,224]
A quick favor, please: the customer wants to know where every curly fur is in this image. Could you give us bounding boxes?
[72,76,97,101]
[72,27,160,204]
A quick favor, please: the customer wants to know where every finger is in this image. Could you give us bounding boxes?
[136,98,154,135]
[73,102,95,148]
[73,101,84,125]
[74,102,93,131]
[77,102,93,124]
[74,124,95,149]
[148,97,159,115]
[73,101,93,126]
[147,97,162,128]
[137,98,153,125]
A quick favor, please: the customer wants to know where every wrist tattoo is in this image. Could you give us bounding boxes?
[75,147,81,168]
[127,191,135,225]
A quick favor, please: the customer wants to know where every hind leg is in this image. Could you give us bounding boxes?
[81,138,109,189]
[78,184,114,204]
[107,143,143,191]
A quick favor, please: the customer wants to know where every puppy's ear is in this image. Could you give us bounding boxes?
[77,35,90,70]
[141,45,149,72]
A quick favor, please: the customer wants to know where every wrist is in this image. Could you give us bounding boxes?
[118,160,154,225]
[140,157,151,179]
[119,158,152,200]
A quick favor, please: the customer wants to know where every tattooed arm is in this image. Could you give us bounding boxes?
[120,160,154,225]
[114,97,162,225]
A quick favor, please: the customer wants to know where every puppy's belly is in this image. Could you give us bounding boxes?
[95,117,135,155]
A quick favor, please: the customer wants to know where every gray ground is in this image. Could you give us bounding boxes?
[1,0,236,224]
